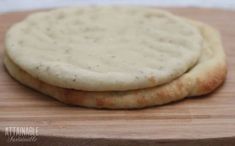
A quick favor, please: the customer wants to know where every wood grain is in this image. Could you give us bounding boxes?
[0,8,235,146]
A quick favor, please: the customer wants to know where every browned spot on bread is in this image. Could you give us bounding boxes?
[176,80,184,92]
[148,76,156,84]
[64,90,87,105]
[137,96,148,105]
[96,98,114,107]
[156,90,168,98]
[172,79,188,97]
[96,98,105,107]
[37,80,43,89]
[196,64,227,95]
[133,90,139,96]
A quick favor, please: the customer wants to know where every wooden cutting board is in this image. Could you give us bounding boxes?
[0,8,235,146]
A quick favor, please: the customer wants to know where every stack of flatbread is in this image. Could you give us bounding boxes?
[4,6,227,109]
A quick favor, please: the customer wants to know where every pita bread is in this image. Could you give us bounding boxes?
[5,7,202,91]
[4,20,227,109]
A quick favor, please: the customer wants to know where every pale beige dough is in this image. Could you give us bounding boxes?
[5,7,203,91]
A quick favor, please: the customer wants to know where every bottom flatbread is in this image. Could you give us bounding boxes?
[4,21,227,109]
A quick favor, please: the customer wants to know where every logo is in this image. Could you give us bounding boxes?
[5,126,38,142]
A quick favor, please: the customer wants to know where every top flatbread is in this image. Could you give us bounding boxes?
[5,7,203,91]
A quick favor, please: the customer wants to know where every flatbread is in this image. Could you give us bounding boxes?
[5,7,203,91]
[4,20,227,109]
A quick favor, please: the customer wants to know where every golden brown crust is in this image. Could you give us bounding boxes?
[192,63,227,95]
[187,20,227,96]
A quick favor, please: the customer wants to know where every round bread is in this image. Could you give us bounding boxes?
[4,20,227,109]
[5,7,203,91]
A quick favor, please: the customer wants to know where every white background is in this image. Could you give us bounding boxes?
[0,0,235,13]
